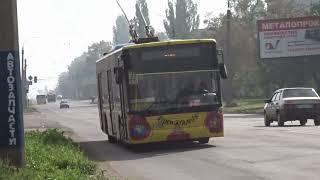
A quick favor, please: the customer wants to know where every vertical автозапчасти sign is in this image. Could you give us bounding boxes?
[0,51,21,147]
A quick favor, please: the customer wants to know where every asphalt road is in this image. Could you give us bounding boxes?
[28,100,320,180]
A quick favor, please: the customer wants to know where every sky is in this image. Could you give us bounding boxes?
[17,0,227,97]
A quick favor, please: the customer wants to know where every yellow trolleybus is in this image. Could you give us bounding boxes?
[96,39,227,145]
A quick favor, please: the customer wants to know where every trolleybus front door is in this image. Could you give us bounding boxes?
[107,70,116,136]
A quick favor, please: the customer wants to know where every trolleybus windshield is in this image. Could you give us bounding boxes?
[128,70,220,113]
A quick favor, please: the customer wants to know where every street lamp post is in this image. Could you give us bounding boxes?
[21,49,28,108]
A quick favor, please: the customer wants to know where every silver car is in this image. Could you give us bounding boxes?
[264,88,320,126]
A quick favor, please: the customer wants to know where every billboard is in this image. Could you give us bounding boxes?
[258,16,320,59]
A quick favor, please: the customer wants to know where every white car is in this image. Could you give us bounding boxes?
[264,88,320,126]
[60,100,70,109]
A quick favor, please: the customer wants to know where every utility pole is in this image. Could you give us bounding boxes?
[0,0,25,167]
[224,0,234,105]
[22,47,25,108]
[21,47,28,108]
[24,58,28,107]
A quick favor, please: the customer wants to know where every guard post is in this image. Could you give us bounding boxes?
[0,0,25,167]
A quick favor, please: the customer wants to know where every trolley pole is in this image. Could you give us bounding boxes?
[0,0,25,167]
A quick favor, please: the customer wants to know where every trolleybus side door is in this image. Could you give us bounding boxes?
[97,73,106,132]
[115,59,127,140]
[107,70,116,136]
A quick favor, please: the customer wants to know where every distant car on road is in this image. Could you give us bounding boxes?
[57,95,63,100]
[47,93,56,103]
[264,88,320,127]
[36,95,47,105]
[60,100,70,109]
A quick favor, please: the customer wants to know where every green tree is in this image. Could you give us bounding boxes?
[56,41,112,99]
[204,0,267,99]
[265,0,309,18]
[163,0,200,39]
[135,0,150,38]
[113,15,130,44]
[308,1,320,91]
[311,1,320,16]
[203,0,320,98]
[56,72,72,98]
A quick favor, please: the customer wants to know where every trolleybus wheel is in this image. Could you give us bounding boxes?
[277,113,284,127]
[264,112,271,127]
[314,117,320,126]
[300,119,307,126]
[124,143,137,150]
[108,135,117,144]
[198,138,209,144]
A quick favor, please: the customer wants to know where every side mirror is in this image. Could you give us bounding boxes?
[217,49,223,56]
[114,67,123,84]
[219,63,228,79]
[264,99,271,103]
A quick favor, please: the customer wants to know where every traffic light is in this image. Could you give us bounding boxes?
[34,76,37,83]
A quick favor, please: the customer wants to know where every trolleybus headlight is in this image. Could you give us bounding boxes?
[205,111,223,133]
[128,115,151,141]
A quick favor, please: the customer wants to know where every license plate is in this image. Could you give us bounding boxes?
[297,104,313,108]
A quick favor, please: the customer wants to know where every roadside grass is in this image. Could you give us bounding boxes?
[24,101,37,113]
[0,129,110,180]
[223,99,265,114]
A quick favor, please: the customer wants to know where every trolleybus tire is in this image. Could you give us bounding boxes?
[198,138,209,144]
[124,143,137,150]
[264,112,271,127]
[108,135,117,144]
[277,113,285,127]
[314,117,320,126]
[300,119,307,126]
